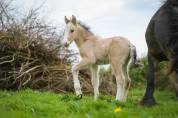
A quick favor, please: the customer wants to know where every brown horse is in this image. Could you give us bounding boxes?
[64,15,136,101]
[140,0,178,106]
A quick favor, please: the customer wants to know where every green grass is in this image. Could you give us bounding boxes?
[0,88,178,118]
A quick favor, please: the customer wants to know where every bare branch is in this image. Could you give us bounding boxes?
[0,54,15,65]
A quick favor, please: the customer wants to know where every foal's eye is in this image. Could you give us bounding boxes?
[70,29,74,33]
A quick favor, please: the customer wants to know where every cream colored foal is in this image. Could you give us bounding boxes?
[64,15,136,101]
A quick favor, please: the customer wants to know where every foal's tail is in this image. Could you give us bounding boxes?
[129,45,144,68]
[129,45,137,65]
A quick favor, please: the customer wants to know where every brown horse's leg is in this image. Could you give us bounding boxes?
[167,56,178,97]
[140,53,157,106]
[169,71,178,97]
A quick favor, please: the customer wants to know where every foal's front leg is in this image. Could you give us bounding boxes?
[72,59,93,98]
[90,65,100,100]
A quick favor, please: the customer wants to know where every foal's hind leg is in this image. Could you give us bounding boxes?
[112,63,126,101]
[122,58,132,100]
[90,65,100,100]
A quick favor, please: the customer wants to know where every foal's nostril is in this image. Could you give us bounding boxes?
[70,29,74,33]
[64,42,69,47]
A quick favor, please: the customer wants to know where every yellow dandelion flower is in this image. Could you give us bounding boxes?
[114,107,122,113]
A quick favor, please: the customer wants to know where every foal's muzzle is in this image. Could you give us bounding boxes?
[64,41,72,47]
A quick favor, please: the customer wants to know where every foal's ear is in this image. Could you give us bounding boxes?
[71,15,77,25]
[64,16,70,24]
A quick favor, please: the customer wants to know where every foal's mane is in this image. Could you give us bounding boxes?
[78,21,94,35]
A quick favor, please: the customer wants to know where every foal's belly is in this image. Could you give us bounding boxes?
[95,57,110,65]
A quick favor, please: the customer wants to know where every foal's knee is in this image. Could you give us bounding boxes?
[72,65,77,73]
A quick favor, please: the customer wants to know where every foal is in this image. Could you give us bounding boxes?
[64,15,136,101]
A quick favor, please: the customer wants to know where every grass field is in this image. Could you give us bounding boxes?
[0,88,178,118]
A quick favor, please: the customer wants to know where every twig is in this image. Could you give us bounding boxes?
[0,54,15,65]
[17,65,40,79]
[22,73,31,86]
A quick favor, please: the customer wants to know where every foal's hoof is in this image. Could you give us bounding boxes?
[139,98,157,107]
[76,94,83,99]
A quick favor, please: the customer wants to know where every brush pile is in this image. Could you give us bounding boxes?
[0,0,85,92]
[0,0,118,95]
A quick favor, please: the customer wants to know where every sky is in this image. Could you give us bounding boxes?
[13,0,162,57]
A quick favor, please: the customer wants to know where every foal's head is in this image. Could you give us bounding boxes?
[64,15,93,46]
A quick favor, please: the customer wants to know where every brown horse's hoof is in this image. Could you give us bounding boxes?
[139,98,157,107]
[175,91,178,98]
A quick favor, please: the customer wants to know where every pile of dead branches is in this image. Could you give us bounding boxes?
[0,0,78,92]
[0,0,119,95]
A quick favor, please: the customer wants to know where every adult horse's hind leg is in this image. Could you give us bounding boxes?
[140,53,157,106]
[168,57,178,97]
[169,72,178,97]
[90,65,100,100]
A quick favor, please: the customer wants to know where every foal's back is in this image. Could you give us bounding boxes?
[80,36,132,65]
[93,36,131,62]
[106,37,131,62]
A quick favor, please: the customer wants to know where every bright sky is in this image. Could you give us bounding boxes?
[13,0,162,57]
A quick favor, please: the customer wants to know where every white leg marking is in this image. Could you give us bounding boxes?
[72,65,82,96]
[111,65,123,101]
[122,65,126,99]
[116,75,126,101]
[72,59,92,96]
[116,84,125,101]
[115,65,126,101]
[90,65,100,100]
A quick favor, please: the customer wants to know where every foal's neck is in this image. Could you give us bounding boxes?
[75,29,94,47]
